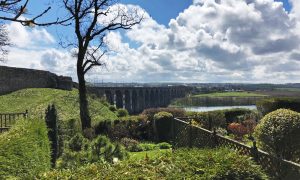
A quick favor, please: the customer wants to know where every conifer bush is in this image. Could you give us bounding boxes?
[45,104,59,168]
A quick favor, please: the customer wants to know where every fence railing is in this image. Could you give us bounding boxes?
[172,117,300,179]
[0,110,28,133]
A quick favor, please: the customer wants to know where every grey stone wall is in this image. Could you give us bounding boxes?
[0,66,73,95]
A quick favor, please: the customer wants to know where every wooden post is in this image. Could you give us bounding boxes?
[208,116,212,131]
[4,114,7,127]
[171,117,175,147]
[212,128,218,148]
[0,115,2,128]
[251,140,258,162]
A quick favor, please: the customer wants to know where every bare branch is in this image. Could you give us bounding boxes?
[0,0,73,26]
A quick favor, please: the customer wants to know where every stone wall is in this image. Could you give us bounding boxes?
[0,66,73,95]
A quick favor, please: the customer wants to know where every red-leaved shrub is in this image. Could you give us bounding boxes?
[228,123,248,140]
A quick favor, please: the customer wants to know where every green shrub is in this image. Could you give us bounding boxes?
[83,128,96,140]
[68,133,88,152]
[188,108,254,124]
[109,105,117,112]
[56,149,89,169]
[138,143,157,151]
[153,112,173,142]
[94,120,113,135]
[192,111,226,130]
[254,109,300,161]
[223,108,254,123]
[142,108,185,121]
[45,104,59,168]
[0,119,51,179]
[126,142,172,152]
[257,98,300,116]
[119,138,146,152]
[94,117,151,141]
[58,135,128,169]
[41,148,268,179]
[117,108,129,117]
[157,142,172,149]
[89,136,128,163]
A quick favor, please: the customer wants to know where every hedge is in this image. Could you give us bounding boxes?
[254,109,300,161]
[153,112,173,142]
[257,98,300,116]
[142,108,185,121]
[0,119,51,179]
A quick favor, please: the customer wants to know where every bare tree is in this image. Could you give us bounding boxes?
[62,0,143,130]
[0,0,70,26]
[0,0,71,62]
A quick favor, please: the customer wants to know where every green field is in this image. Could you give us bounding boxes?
[0,88,117,126]
[192,91,267,97]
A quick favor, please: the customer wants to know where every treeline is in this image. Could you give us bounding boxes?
[257,97,300,116]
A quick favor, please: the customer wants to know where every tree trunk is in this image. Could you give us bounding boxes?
[77,67,91,130]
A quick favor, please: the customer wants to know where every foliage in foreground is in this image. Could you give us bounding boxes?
[0,119,51,179]
[41,148,268,180]
[57,134,128,169]
[254,109,300,162]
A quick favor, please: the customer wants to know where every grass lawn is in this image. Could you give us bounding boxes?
[0,88,117,126]
[129,149,172,161]
[192,91,267,97]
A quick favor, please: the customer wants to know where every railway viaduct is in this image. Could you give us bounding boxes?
[88,86,190,114]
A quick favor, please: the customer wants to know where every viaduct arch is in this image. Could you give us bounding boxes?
[88,86,190,114]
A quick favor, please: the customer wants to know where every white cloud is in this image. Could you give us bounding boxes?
[6,22,55,48]
[94,0,300,83]
[3,0,300,83]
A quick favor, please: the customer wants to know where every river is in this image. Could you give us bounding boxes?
[183,105,257,112]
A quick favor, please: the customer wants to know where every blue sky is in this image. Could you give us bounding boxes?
[276,0,292,11]
[26,0,292,46]
[2,0,300,83]
[28,0,292,27]
[120,0,193,26]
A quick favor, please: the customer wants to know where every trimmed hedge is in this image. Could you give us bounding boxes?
[0,119,51,179]
[142,108,185,121]
[153,112,173,142]
[41,148,268,179]
[254,109,300,161]
[257,98,300,116]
